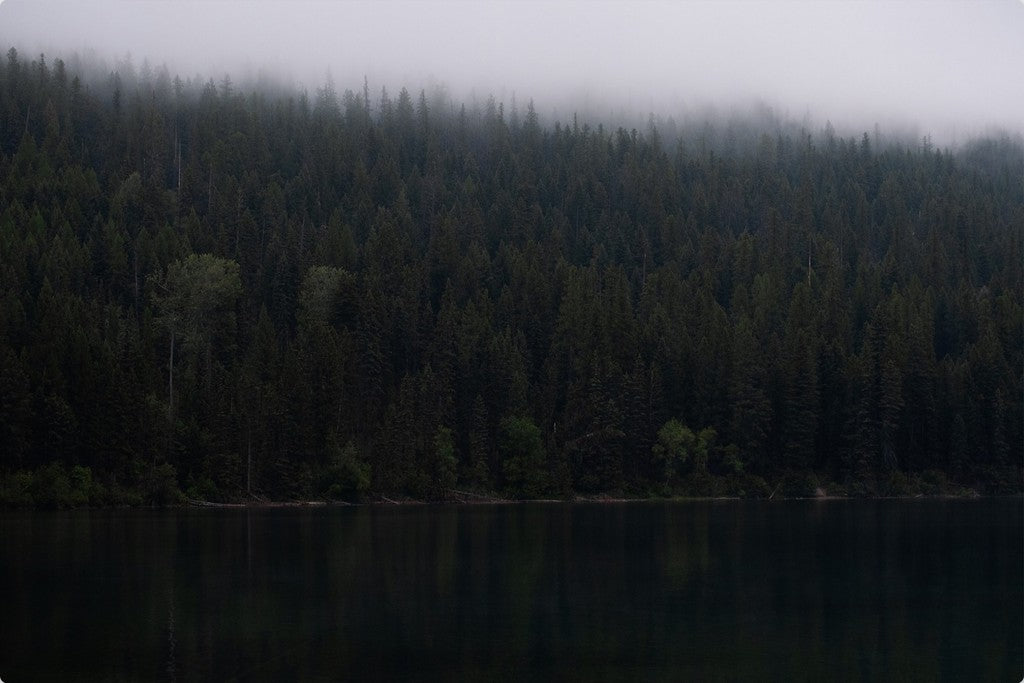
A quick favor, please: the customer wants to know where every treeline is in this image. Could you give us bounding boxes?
[0,48,1020,505]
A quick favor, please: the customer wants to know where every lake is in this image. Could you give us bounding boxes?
[1,499,1020,681]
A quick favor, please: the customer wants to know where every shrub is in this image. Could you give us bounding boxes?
[0,470,35,507]
[142,462,182,506]
[777,471,819,498]
[69,465,94,506]
[32,462,73,508]
[919,469,950,495]
[881,470,915,497]
[726,473,771,498]
[321,442,370,502]
[499,416,549,499]
[185,475,219,502]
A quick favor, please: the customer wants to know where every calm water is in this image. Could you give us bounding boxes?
[1,499,1020,681]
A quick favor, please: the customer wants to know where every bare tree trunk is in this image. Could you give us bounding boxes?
[133,243,140,313]
[166,327,175,462]
[168,329,175,421]
[246,424,252,496]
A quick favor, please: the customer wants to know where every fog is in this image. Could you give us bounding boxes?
[1,0,1022,143]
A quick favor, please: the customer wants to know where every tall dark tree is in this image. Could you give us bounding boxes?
[0,50,1020,505]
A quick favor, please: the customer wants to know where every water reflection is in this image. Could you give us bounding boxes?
[0,499,1020,680]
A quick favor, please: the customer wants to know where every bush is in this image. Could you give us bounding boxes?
[68,465,94,506]
[715,444,745,476]
[918,469,950,495]
[185,475,219,502]
[680,471,725,497]
[499,416,549,499]
[321,442,370,502]
[777,471,820,498]
[32,462,73,508]
[142,462,182,506]
[107,481,143,506]
[0,470,35,507]
[844,472,879,497]
[881,470,916,497]
[726,473,771,498]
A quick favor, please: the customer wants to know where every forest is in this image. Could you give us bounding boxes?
[0,49,1020,506]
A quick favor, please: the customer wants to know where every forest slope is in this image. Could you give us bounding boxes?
[0,50,1020,505]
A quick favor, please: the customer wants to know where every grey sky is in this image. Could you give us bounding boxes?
[1,0,1022,141]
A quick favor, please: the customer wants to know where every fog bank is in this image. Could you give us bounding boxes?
[1,0,1021,144]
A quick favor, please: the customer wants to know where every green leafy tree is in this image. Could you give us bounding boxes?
[148,254,241,460]
[652,418,692,483]
[652,419,718,484]
[1,52,1021,505]
[499,416,548,499]
[321,441,370,502]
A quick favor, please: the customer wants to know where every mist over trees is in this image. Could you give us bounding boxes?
[0,50,1020,505]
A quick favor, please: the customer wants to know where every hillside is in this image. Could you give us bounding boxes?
[1,50,1021,505]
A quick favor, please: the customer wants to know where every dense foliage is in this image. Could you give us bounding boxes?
[1,49,1020,505]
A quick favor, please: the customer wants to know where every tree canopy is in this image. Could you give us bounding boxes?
[0,50,1020,505]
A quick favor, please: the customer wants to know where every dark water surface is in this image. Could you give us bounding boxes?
[2,499,1020,681]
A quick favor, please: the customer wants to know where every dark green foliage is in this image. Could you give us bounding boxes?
[499,416,549,499]
[320,441,370,502]
[433,426,457,498]
[0,50,1020,503]
[140,462,182,506]
[652,420,720,490]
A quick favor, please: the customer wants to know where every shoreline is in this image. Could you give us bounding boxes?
[174,490,1005,510]
[4,481,1014,511]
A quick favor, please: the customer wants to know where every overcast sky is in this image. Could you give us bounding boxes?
[1,0,1022,141]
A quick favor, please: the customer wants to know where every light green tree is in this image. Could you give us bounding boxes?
[149,254,242,428]
[322,441,370,502]
[652,419,717,482]
[499,416,548,499]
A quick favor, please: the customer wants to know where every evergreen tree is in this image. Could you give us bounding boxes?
[0,51,1019,504]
